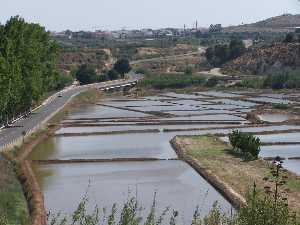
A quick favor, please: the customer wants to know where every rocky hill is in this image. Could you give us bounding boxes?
[224,14,300,33]
[222,42,300,75]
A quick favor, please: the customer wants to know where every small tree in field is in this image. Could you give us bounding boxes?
[113,59,131,78]
[229,130,261,160]
[75,64,97,85]
[107,69,120,80]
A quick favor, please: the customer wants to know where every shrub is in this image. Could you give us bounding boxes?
[272,103,289,110]
[107,69,120,80]
[97,74,109,82]
[229,130,261,160]
[184,66,194,75]
[238,159,298,225]
[238,77,264,89]
[55,74,74,90]
[139,73,206,89]
[205,39,246,67]
[263,71,300,89]
[75,64,98,85]
[205,76,219,87]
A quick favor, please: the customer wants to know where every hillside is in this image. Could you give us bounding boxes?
[224,14,300,33]
[222,42,300,75]
[58,48,114,74]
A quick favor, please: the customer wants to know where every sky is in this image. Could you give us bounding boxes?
[1,0,300,31]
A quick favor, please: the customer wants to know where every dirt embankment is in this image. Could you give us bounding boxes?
[170,137,246,209]
[171,135,300,214]
[17,160,46,225]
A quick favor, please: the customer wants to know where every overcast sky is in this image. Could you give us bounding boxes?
[1,0,299,31]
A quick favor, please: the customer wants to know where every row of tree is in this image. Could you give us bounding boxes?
[205,39,246,67]
[75,59,131,85]
[0,16,62,124]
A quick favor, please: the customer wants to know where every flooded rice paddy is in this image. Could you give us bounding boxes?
[258,113,290,123]
[30,90,300,221]
[34,161,231,223]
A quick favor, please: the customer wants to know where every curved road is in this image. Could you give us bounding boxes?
[0,77,140,151]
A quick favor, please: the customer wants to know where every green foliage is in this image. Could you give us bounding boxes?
[229,130,261,160]
[263,71,300,89]
[272,103,289,110]
[184,66,193,75]
[97,73,109,83]
[284,33,295,43]
[55,74,74,90]
[205,77,219,87]
[113,59,131,78]
[75,64,98,85]
[107,69,120,80]
[205,39,246,67]
[0,16,60,124]
[139,73,206,89]
[0,161,30,225]
[238,77,265,89]
[238,159,298,225]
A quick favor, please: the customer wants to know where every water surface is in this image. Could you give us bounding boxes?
[35,161,232,224]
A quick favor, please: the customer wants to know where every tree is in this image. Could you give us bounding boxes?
[75,64,97,85]
[229,39,246,59]
[205,76,219,87]
[284,33,294,43]
[205,39,246,67]
[184,66,193,75]
[0,16,59,124]
[107,69,120,80]
[229,130,261,160]
[113,59,131,78]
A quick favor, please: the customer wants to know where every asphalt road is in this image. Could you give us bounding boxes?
[0,77,139,151]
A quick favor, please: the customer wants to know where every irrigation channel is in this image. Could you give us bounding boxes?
[29,90,300,223]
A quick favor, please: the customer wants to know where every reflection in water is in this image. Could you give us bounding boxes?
[35,161,232,224]
[31,92,300,222]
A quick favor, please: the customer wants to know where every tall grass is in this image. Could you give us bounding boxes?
[139,73,206,89]
[0,160,30,225]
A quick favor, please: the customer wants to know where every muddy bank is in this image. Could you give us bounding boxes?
[54,129,160,137]
[17,160,46,225]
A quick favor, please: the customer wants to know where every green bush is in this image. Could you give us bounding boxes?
[139,73,206,89]
[205,76,219,87]
[75,64,98,85]
[238,77,264,89]
[205,39,246,67]
[97,73,109,82]
[55,74,74,90]
[229,130,261,160]
[184,66,194,75]
[107,69,120,80]
[263,71,300,89]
